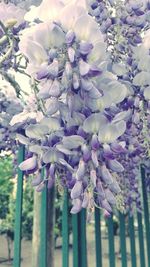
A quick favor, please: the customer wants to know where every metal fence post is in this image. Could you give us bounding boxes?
[39,169,47,267]
[13,145,25,267]
[141,165,150,267]
[95,208,102,267]
[72,209,87,267]
[128,215,137,267]
[119,212,127,267]
[72,213,79,267]
[62,190,69,267]
[107,215,116,267]
[137,212,146,267]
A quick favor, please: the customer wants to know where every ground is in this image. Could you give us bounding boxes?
[0,225,147,267]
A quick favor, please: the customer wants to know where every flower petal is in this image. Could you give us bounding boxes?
[40,117,61,132]
[71,198,82,213]
[43,148,63,163]
[25,124,49,139]
[107,160,124,173]
[71,181,83,199]
[98,121,126,144]
[19,156,37,171]
[62,135,85,149]
[83,113,108,133]
[45,98,59,115]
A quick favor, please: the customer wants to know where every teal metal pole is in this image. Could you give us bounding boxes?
[137,212,146,267]
[107,215,115,267]
[62,190,69,267]
[95,208,102,267]
[72,214,79,267]
[128,215,137,267]
[72,209,87,267]
[78,209,87,267]
[140,165,150,267]
[39,169,47,267]
[119,212,127,267]
[13,145,25,267]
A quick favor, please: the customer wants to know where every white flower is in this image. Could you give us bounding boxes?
[24,0,64,22]
[10,111,37,126]
[19,22,65,76]
[20,6,106,73]
[0,2,25,26]
[24,0,88,22]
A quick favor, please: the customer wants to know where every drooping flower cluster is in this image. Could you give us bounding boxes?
[1,0,150,215]
[8,0,131,215]
[86,0,150,213]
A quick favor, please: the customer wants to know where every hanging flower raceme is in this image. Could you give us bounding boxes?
[86,0,150,211]
[10,1,130,216]
[87,0,113,34]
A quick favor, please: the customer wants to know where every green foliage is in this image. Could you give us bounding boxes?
[0,156,34,241]
[22,178,34,240]
[0,155,14,220]
[54,193,63,241]
[54,191,72,245]
[0,156,71,246]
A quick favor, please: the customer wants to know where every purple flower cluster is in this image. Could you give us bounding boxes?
[11,2,130,215]
[1,0,150,216]
[88,0,113,34]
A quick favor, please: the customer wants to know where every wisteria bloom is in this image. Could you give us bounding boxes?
[11,0,131,216]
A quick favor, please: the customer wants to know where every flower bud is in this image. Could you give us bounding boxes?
[76,159,85,179]
[108,181,121,194]
[101,199,112,213]
[65,61,72,79]
[73,73,80,90]
[97,180,105,200]
[68,47,75,63]
[101,164,113,185]
[71,198,82,214]
[79,41,93,55]
[105,188,116,205]
[90,168,97,184]
[82,144,91,162]
[82,192,89,208]
[108,160,124,173]
[19,156,37,171]
[91,134,99,150]
[91,150,99,168]
[66,30,75,46]
[71,181,83,199]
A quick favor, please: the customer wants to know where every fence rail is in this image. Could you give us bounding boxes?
[12,146,150,267]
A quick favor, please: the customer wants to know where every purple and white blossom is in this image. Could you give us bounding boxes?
[1,0,150,216]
